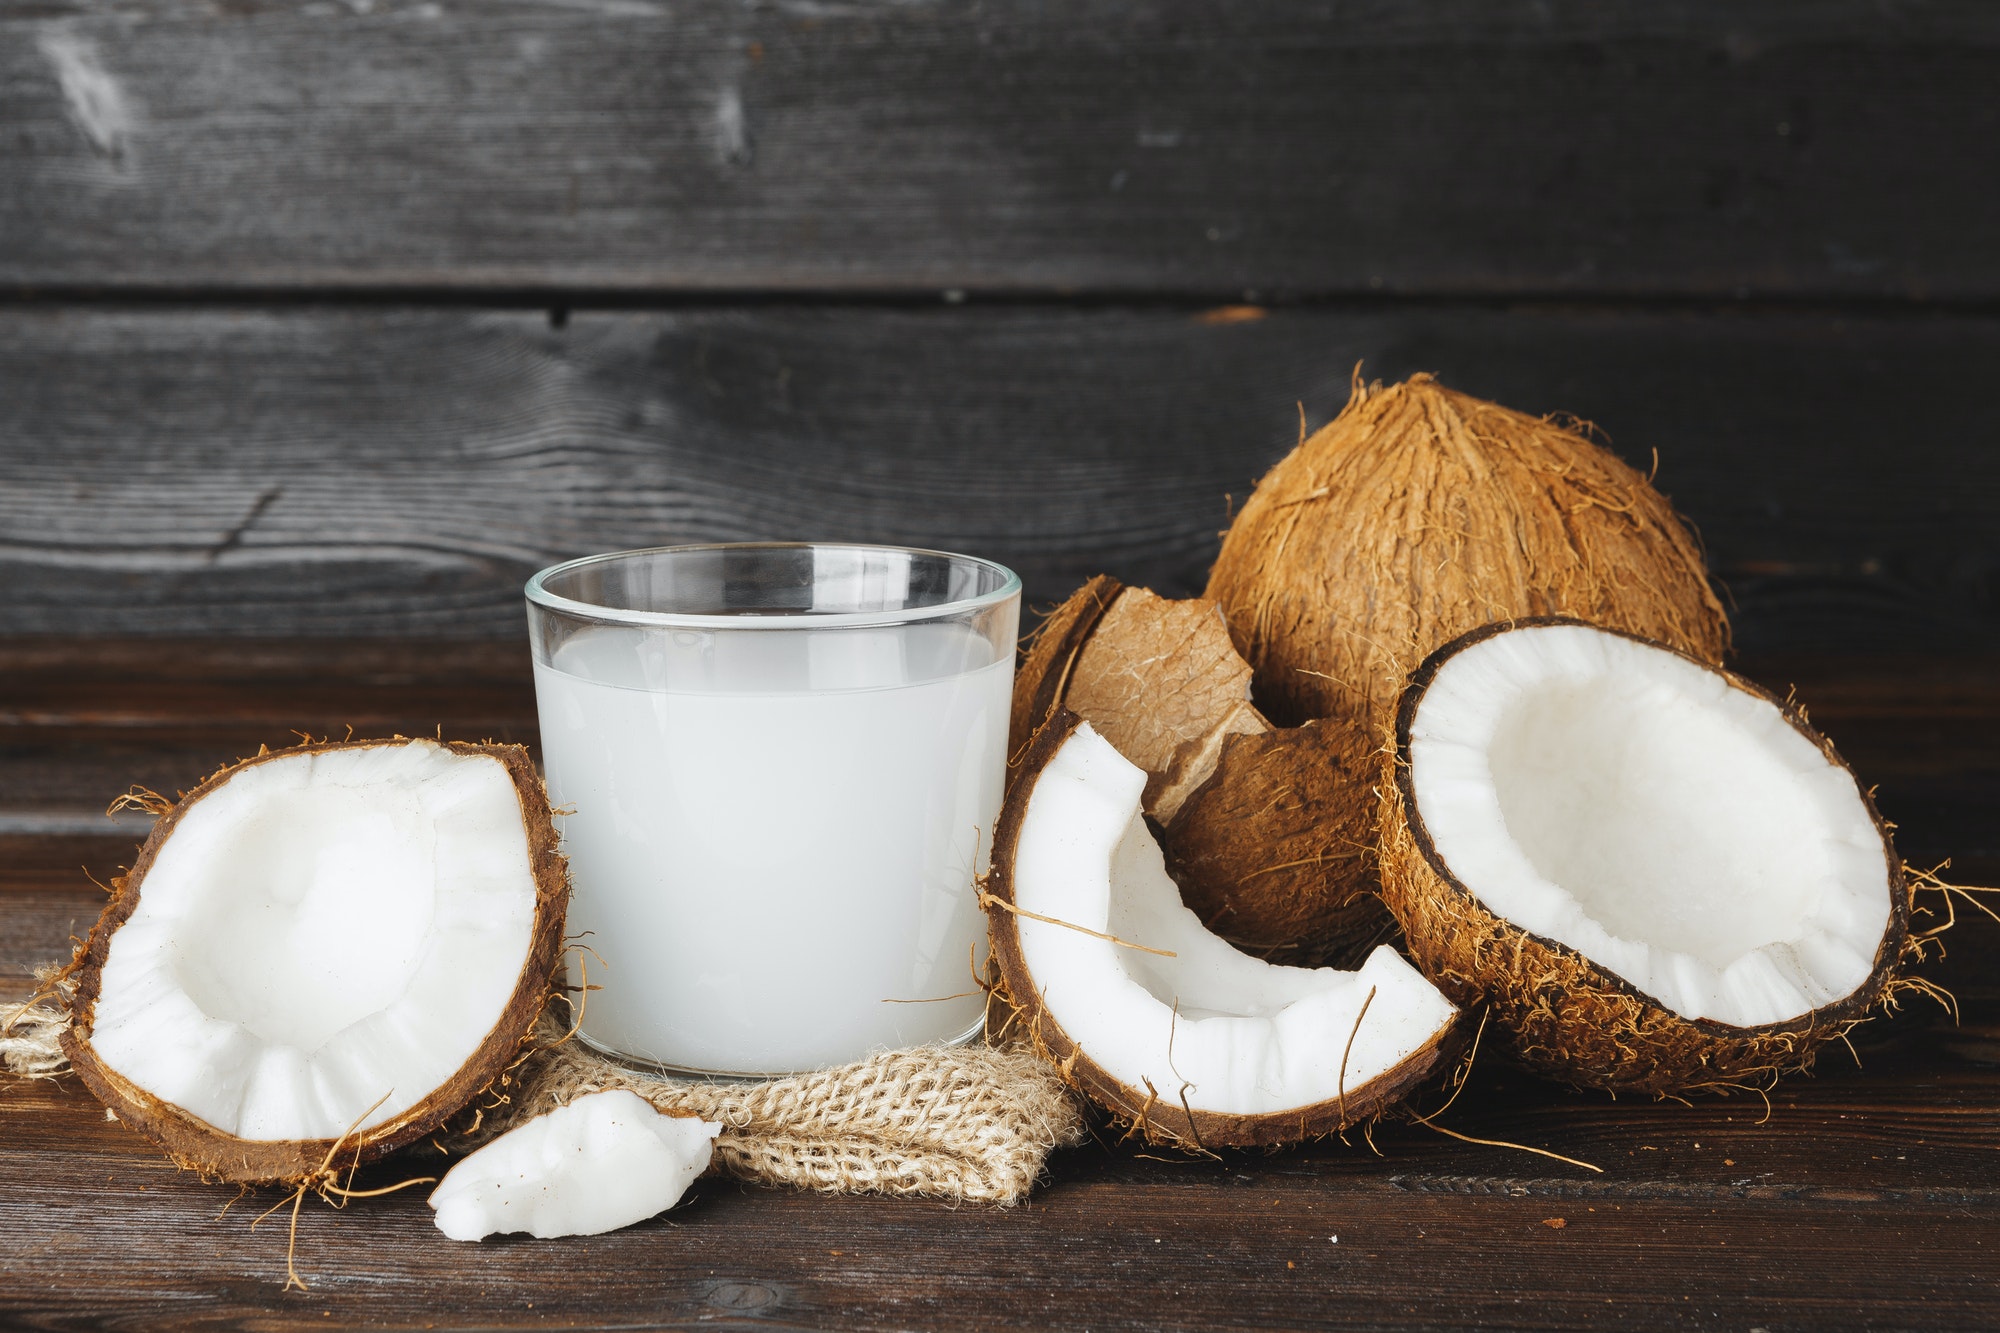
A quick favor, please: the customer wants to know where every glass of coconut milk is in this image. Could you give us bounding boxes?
[525,544,1020,1076]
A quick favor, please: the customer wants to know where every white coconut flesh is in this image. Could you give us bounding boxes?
[1014,724,1456,1117]
[430,1090,720,1241]
[1406,623,1892,1028]
[86,742,541,1142]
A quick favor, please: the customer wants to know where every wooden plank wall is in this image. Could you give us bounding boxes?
[3,2,1996,653]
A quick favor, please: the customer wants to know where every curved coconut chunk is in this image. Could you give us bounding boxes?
[1407,623,1891,1027]
[429,1090,719,1241]
[85,742,541,1141]
[1014,724,1454,1118]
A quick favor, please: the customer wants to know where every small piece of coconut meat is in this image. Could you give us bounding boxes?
[1406,623,1891,1027]
[1014,724,1455,1118]
[430,1090,720,1241]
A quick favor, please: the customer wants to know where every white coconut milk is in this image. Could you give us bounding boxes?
[534,622,1010,1074]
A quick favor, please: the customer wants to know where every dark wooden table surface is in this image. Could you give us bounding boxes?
[1,638,1994,1332]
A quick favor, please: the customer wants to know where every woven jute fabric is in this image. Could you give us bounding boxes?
[2,993,1085,1206]
[468,1013,1086,1204]
[0,1001,70,1080]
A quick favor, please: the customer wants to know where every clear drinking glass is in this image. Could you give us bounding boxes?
[525,543,1021,1076]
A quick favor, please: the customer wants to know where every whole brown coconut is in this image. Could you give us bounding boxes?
[1206,370,1729,729]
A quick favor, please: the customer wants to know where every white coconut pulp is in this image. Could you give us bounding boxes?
[1406,623,1892,1027]
[430,1090,719,1241]
[86,742,540,1141]
[1014,724,1455,1116]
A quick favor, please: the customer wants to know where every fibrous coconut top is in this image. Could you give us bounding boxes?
[1206,373,1729,731]
[1402,623,1894,1027]
[82,741,548,1145]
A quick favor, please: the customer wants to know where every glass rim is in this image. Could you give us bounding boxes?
[524,541,1023,631]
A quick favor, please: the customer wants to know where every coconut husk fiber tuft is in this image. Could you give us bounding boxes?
[1206,370,1727,731]
[1011,578,1391,965]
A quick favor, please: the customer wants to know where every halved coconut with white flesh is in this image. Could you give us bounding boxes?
[1379,619,1912,1096]
[62,739,567,1183]
[430,1090,719,1241]
[987,713,1459,1148]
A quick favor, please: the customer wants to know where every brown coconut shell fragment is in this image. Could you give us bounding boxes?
[1013,577,1391,965]
[985,711,1459,1149]
[61,738,569,1184]
[1377,619,1917,1098]
[1011,573,1125,762]
[1161,718,1392,965]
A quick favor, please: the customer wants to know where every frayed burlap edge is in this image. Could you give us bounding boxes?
[461,1011,1086,1204]
[1,1004,70,1080]
[3,990,1086,1207]
[1,965,73,1081]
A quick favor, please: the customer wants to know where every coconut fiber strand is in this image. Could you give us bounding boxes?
[3,999,1085,1206]
[0,998,69,1081]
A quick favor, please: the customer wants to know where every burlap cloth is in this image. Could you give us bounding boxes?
[2,988,1085,1205]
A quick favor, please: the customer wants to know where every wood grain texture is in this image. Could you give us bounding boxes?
[3,886,1994,1330]
[1,649,1994,1329]
[4,305,1999,651]
[2,1099,1996,1333]
[2,2,1996,296]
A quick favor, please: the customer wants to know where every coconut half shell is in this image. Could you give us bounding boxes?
[1013,577,1391,965]
[986,712,1459,1149]
[1378,619,1914,1096]
[62,738,568,1183]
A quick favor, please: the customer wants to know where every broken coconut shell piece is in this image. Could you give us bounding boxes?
[1012,576,1389,966]
[1378,619,1914,1097]
[62,738,568,1183]
[985,713,1459,1149]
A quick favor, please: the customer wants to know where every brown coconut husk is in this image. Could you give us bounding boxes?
[1012,578,1391,966]
[984,710,1459,1149]
[1207,371,1730,729]
[61,738,569,1185]
[1376,619,1916,1098]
